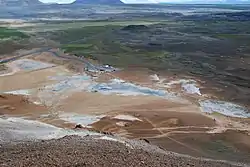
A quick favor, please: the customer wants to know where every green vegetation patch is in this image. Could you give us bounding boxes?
[21,20,159,32]
[0,27,28,39]
[47,20,250,74]
[0,27,31,55]
[55,25,172,68]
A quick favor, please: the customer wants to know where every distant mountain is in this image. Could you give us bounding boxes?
[72,0,124,5]
[159,0,250,4]
[223,0,250,4]
[0,0,42,6]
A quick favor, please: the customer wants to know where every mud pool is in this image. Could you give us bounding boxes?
[199,100,250,118]
[88,79,177,99]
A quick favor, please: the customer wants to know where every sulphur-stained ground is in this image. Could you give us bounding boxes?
[0,50,250,165]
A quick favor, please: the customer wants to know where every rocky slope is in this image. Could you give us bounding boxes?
[0,135,244,167]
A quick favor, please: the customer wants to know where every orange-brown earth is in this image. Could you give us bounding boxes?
[1,51,250,164]
[0,94,47,117]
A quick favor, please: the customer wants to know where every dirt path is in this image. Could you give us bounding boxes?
[143,117,209,157]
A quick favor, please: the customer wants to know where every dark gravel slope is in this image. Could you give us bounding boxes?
[0,135,246,167]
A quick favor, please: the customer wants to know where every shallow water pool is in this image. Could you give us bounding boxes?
[199,100,250,118]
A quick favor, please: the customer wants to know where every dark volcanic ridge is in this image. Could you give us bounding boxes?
[0,135,246,167]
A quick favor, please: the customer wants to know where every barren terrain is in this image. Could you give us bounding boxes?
[0,50,250,165]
